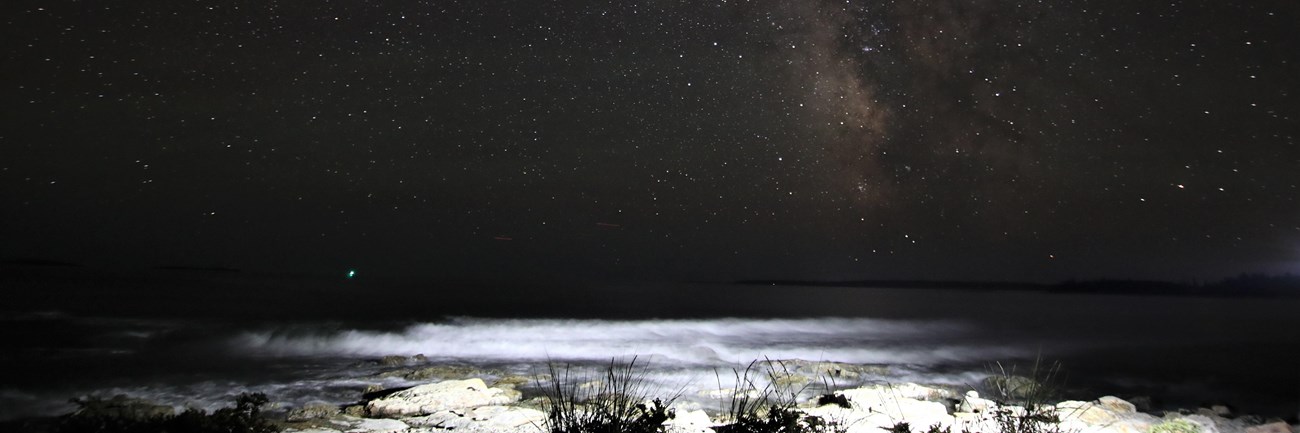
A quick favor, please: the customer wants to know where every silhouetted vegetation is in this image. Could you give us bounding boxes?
[55,393,280,433]
[538,357,678,433]
[815,393,852,409]
[986,359,1067,433]
[714,360,847,433]
[1056,273,1300,297]
[888,422,959,433]
[736,279,1046,291]
[1206,273,1300,296]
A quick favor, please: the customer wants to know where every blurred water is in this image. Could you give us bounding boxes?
[1,269,1297,420]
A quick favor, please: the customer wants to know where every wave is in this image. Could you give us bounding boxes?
[232,317,1025,366]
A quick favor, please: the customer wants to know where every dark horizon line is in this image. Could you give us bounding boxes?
[4,256,1297,297]
[734,274,1300,298]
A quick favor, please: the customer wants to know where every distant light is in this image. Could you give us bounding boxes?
[346,269,356,279]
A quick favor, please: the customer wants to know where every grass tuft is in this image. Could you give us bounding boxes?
[714,359,847,433]
[1151,419,1202,433]
[985,357,1069,433]
[537,356,678,433]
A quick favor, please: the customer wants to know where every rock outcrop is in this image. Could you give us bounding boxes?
[365,378,521,418]
[404,405,546,433]
[803,384,956,433]
[286,402,341,422]
[958,390,997,413]
[280,376,1295,433]
[285,416,409,433]
[664,409,717,433]
[1055,397,1161,433]
[1245,422,1295,433]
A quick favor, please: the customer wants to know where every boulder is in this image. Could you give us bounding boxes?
[880,383,959,401]
[757,359,890,381]
[1245,422,1294,433]
[365,378,521,417]
[286,402,340,422]
[406,406,546,433]
[1058,400,1122,425]
[801,404,894,433]
[953,411,998,433]
[1177,413,1255,433]
[958,390,997,413]
[837,386,954,430]
[701,387,762,400]
[404,409,473,430]
[1056,398,1159,433]
[346,418,409,433]
[1098,396,1137,414]
[466,405,547,428]
[1179,414,1225,433]
[380,364,502,381]
[378,355,410,366]
[341,403,368,417]
[493,375,536,388]
[982,375,1041,401]
[282,416,409,433]
[664,409,716,433]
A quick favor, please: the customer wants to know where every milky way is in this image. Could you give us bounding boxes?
[1,0,1296,281]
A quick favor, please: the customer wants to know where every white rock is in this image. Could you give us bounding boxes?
[667,409,714,426]
[1180,414,1225,433]
[469,405,547,428]
[958,390,997,414]
[1055,399,1159,433]
[406,405,545,431]
[665,409,717,433]
[404,409,472,429]
[828,386,956,431]
[1245,422,1294,433]
[366,378,521,418]
[801,404,896,433]
[1058,400,1122,425]
[953,411,1000,433]
[1097,396,1137,414]
[869,383,958,401]
[286,416,410,433]
[345,418,409,433]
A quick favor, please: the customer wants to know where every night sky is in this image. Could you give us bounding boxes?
[2,0,1297,283]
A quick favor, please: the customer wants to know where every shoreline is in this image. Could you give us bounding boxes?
[4,357,1297,433]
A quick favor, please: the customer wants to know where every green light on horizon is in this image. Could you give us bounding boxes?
[346,269,356,279]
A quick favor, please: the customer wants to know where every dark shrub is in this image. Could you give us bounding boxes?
[57,393,280,433]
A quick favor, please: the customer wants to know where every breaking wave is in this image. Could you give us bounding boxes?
[233,317,1026,366]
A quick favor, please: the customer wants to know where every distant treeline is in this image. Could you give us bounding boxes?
[734,279,1047,291]
[1054,273,1300,297]
[738,273,1300,297]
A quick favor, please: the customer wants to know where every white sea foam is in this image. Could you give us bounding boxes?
[233,317,1023,366]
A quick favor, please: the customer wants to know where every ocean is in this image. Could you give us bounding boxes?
[2,267,1297,421]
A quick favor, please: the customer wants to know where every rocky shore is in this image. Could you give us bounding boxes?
[283,357,1297,433]
[20,357,1299,433]
[277,380,1295,433]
